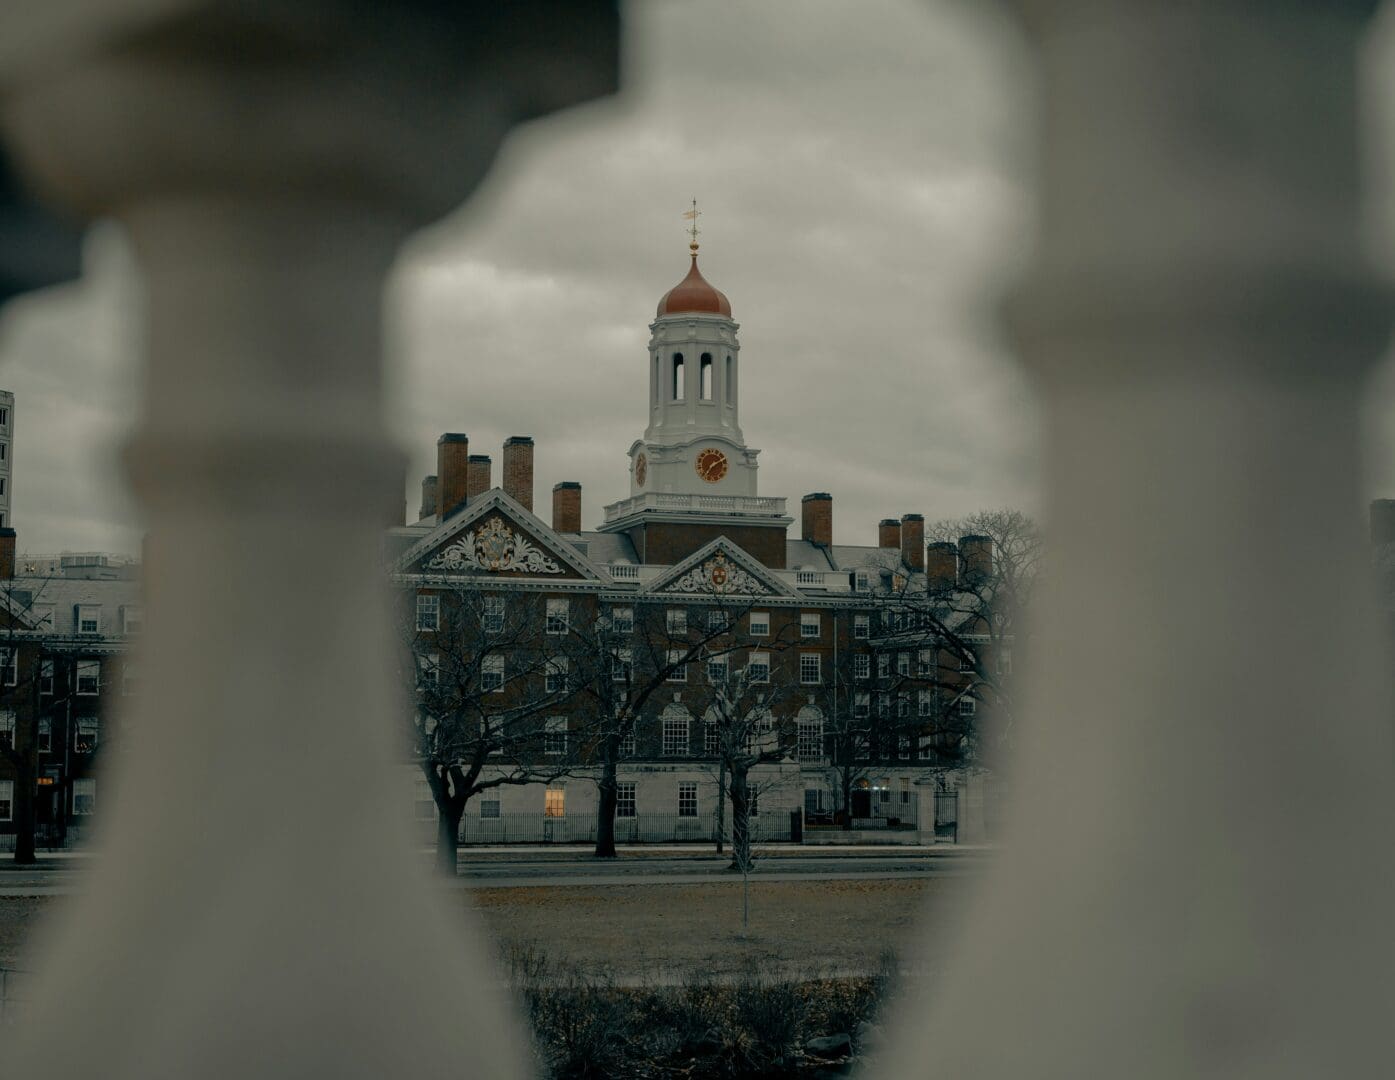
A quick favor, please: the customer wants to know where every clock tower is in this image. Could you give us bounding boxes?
[600,222,792,566]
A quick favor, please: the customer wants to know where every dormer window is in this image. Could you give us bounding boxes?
[121,606,144,635]
[76,605,100,635]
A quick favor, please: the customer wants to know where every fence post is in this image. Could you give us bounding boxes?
[0,7,619,1078]
[881,2,1395,1075]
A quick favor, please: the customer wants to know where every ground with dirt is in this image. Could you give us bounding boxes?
[3,875,971,977]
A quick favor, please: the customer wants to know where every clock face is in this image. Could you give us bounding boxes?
[634,453,647,488]
[695,448,728,483]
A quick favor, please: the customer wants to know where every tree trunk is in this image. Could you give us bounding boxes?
[594,748,618,858]
[12,754,36,865]
[435,801,464,877]
[714,758,726,854]
[728,766,752,874]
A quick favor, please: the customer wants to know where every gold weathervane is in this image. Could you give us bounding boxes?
[683,198,701,254]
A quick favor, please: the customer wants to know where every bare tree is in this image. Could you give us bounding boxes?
[402,586,579,875]
[0,576,57,865]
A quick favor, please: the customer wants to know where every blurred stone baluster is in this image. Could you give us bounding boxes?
[882,2,1395,1076]
[0,5,617,1077]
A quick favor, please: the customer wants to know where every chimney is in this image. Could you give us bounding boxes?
[502,436,535,511]
[901,513,925,572]
[801,492,833,547]
[419,475,438,519]
[466,454,492,500]
[1372,499,1395,547]
[959,534,994,587]
[553,481,582,533]
[436,433,469,518]
[927,541,958,592]
[879,518,902,550]
[0,528,15,580]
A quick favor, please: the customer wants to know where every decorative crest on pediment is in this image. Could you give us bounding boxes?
[665,552,770,595]
[427,517,564,575]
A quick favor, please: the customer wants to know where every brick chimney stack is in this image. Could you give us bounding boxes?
[419,475,438,520]
[927,542,958,591]
[801,492,832,547]
[436,433,469,519]
[553,482,582,533]
[466,454,492,500]
[0,528,15,580]
[502,436,534,511]
[901,513,925,572]
[959,534,994,587]
[879,518,902,550]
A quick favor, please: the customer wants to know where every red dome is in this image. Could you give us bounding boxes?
[657,254,732,318]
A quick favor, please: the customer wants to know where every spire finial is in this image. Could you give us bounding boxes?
[682,197,701,256]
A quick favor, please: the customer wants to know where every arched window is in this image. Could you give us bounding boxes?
[700,353,713,400]
[672,353,685,400]
[653,354,660,403]
[725,356,733,404]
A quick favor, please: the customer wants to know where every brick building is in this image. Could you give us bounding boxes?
[388,245,1002,845]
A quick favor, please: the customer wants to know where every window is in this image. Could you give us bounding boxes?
[958,696,977,717]
[897,693,911,719]
[672,353,685,399]
[545,716,567,755]
[546,598,569,635]
[0,710,13,750]
[897,652,910,677]
[704,719,719,753]
[919,649,934,676]
[545,784,566,818]
[800,613,820,639]
[0,442,6,461]
[0,407,7,427]
[482,655,504,693]
[798,716,823,761]
[483,596,504,634]
[878,654,890,679]
[0,780,11,821]
[0,649,15,686]
[677,781,698,818]
[611,648,633,683]
[76,660,100,695]
[75,717,98,753]
[618,730,636,757]
[666,608,687,635]
[662,713,689,756]
[749,611,769,637]
[416,593,439,631]
[960,652,975,673]
[77,604,100,635]
[616,781,636,818]
[854,693,870,720]
[919,689,933,717]
[32,605,53,631]
[748,651,770,684]
[854,614,869,640]
[666,649,687,682]
[39,659,53,695]
[706,609,727,632]
[480,799,501,819]
[417,652,439,688]
[121,606,144,635]
[748,788,760,816]
[38,717,51,753]
[545,658,570,695]
[854,654,870,680]
[725,356,733,402]
[799,653,822,685]
[72,779,96,816]
[706,656,728,685]
[804,788,825,815]
[699,353,713,399]
[855,571,870,593]
[611,607,634,635]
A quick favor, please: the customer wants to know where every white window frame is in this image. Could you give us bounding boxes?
[416,593,439,632]
[0,710,13,750]
[611,647,633,683]
[704,718,720,754]
[480,798,501,819]
[748,651,770,684]
[958,695,977,717]
[76,604,100,635]
[121,606,144,635]
[677,781,699,818]
[611,607,634,635]
[919,648,934,676]
[39,659,53,695]
[854,654,870,680]
[37,716,51,753]
[544,784,566,819]
[616,781,637,818]
[797,717,823,762]
[662,713,689,756]
[919,688,933,717]
[0,779,12,821]
[706,655,728,685]
[878,653,890,679]
[666,649,688,683]
[800,613,820,640]
[897,652,911,677]
[666,608,687,635]
[75,716,99,754]
[545,657,570,695]
[482,654,505,693]
[76,659,100,696]
[0,648,15,686]
[483,595,505,634]
[854,571,870,593]
[544,716,568,756]
[799,653,822,686]
[546,598,570,635]
[854,614,869,640]
[749,611,770,637]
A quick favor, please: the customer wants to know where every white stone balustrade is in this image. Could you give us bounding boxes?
[880,1,1395,1076]
[0,4,618,1078]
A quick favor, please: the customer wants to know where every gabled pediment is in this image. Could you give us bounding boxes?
[393,489,607,582]
[645,537,797,598]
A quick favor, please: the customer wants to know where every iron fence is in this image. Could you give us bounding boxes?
[446,809,794,846]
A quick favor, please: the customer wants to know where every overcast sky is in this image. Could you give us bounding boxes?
[6,0,1395,556]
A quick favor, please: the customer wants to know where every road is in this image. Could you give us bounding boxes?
[0,846,991,896]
